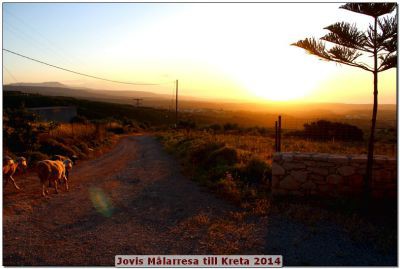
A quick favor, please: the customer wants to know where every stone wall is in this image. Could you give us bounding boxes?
[272,152,397,199]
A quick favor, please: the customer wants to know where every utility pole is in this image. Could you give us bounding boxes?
[132,98,143,107]
[175,79,178,127]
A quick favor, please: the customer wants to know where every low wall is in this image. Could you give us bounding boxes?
[272,152,397,199]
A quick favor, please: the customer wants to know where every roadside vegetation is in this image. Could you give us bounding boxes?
[3,91,153,166]
[158,128,396,255]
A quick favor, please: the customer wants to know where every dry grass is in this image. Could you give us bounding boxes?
[211,133,396,160]
[170,211,263,254]
[161,130,395,163]
[51,123,106,140]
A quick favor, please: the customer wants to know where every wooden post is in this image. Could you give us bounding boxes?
[278,115,282,152]
[275,121,278,152]
[175,79,178,127]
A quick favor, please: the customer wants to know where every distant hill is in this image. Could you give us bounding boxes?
[3,90,396,130]
[3,82,396,123]
[9,82,67,88]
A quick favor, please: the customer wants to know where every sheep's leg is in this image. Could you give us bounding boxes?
[54,179,59,194]
[42,184,47,197]
[9,176,20,190]
[63,175,69,191]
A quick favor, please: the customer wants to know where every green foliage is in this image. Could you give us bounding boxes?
[292,3,397,72]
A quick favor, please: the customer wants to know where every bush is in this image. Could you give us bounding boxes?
[39,138,76,157]
[177,119,196,130]
[70,115,88,124]
[209,124,222,132]
[76,141,90,155]
[189,141,225,165]
[108,127,125,134]
[205,146,238,168]
[216,172,242,203]
[223,122,239,131]
[25,151,49,166]
[240,158,271,185]
[302,120,364,141]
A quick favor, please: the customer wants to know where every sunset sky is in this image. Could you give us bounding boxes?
[2,3,397,104]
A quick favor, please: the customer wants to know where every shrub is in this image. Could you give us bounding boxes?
[223,122,239,131]
[216,172,242,203]
[207,164,236,182]
[209,124,222,132]
[39,138,76,157]
[302,120,364,141]
[70,115,88,124]
[177,119,196,130]
[189,141,225,165]
[108,127,125,134]
[25,151,49,166]
[240,158,271,185]
[76,141,90,155]
[205,146,238,168]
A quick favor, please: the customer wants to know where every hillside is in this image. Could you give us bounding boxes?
[4,89,396,132]
[4,83,396,120]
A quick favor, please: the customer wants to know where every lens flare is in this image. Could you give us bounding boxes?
[89,187,114,217]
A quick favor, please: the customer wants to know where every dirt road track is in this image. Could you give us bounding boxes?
[3,135,262,265]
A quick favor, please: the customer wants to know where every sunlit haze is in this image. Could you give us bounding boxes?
[3,3,397,103]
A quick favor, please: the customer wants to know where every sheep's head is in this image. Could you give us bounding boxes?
[3,156,13,166]
[16,157,27,172]
[16,157,27,168]
[63,159,73,170]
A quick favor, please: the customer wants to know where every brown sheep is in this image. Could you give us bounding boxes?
[50,155,77,178]
[3,156,27,190]
[36,159,73,197]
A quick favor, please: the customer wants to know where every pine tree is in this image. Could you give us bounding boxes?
[292,3,397,198]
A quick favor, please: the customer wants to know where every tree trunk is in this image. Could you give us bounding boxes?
[365,71,378,200]
[364,17,379,201]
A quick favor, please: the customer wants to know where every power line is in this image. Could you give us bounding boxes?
[3,48,168,86]
[3,66,18,83]
[4,9,92,70]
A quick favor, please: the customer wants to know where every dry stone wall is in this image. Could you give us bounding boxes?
[272,152,397,199]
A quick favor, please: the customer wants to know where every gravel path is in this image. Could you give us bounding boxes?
[3,135,257,265]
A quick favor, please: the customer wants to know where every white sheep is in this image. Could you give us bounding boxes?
[3,156,27,190]
[36,159,73,197]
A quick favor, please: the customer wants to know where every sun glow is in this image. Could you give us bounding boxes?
[3,3,396,103]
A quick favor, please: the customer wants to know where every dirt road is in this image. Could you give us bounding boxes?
[3,135,263,265]
[3,135,396,266]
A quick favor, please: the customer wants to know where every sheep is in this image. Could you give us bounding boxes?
[36,159,73,197]
[3,156,27,190]
[50,155,77,179]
